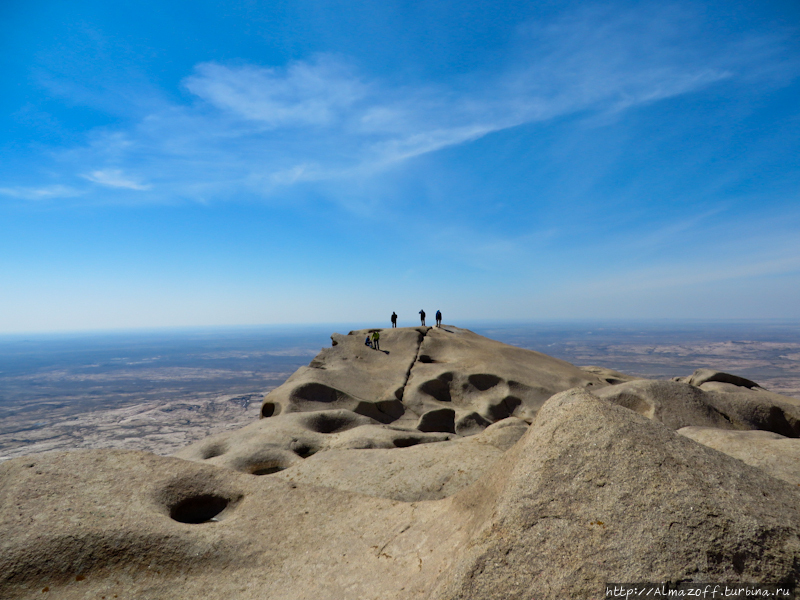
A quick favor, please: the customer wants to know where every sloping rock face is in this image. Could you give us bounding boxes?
[174,408,456,477]
[258,327,427,423]
[431,390,800,599]
[2,391,800,600]
[260,326,606,434]
[594,378,800,436]
[269,417,530,502]
[679,427,800,487]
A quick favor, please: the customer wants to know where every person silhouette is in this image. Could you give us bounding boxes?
[419,309,426,326]
[436,310,442,327]
[391,312,397,328]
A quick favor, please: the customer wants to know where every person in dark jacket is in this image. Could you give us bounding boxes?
[436,310,442,327]
[419,309,426,326]
[391,312,397,328]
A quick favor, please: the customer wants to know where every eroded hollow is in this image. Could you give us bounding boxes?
[484,396,522,421]
[468,374,502,392]
[291,383,341,404]
[417,408,456,433]
[261,402,279,418]
[291,444,318,458]
[250,464,286,476]
[169,494,229,524]
[420,378,452,403]
[418,355,436,364]
[302,411,359,434]
[393,437,422,448]
[201,443,228,460]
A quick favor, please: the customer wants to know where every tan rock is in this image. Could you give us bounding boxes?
[677,368,760,389]
[259,327,427,424]
[3,391,800,600]
[174,408,454,475]
[271,417,529,502]
[399,326,605,432]
[678,426,800,487]
[261,326,606,436]
[594,379,800,436]
[431,389,800,599]
[580,365,641,384]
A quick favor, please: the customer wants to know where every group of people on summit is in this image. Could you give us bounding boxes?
[366,310,444,350]
[390,310,442,328]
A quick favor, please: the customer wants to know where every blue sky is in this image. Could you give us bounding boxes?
[1,0,799,332]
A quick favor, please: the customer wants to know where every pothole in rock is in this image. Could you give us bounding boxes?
[291,382,341,404]
[201,443,228,460]
[169,494,230,524]
[303,411,360,434]
[468,373,502,391]
[290,444,318,458]
[251,465,286,476]
[261,402,279,418]
[244,457,292,475]
[393,437,423,448]
[420,378,452,403]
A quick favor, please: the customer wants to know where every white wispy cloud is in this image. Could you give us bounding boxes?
[82,169,151,190]
[13,3,794,207]
[0,185,81,200]
[183,56,367,128]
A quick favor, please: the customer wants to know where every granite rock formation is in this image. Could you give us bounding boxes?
[2,327,800,599]
[259,326,605,433]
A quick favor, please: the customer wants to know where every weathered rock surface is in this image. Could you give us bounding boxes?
[401,326,604,433]
[580,365,641,385]
[677,368,761,389]
[430,389,800,599]
[4,328,800,599]
[271,417,530,501]
[2,390,800,600]
[258,327,427,424]
[174,408,455,476]
[679,426,800,487]
[260,326,606,434]
[594,378,800,436]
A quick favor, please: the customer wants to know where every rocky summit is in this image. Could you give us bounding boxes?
[1,326,799,599]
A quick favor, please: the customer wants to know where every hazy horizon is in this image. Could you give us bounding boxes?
[3,317,800,339]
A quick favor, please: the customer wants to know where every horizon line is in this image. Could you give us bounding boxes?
[3,317,800,339]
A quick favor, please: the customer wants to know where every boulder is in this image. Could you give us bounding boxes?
[677,368,760,389]
[679,426,800,487]
[431,389,800,599]
[594,379,800,436]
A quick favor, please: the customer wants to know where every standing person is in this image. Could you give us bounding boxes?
[436,310,442,327]
[391,312,397,328]
[419,309,426,326]
[372,330,380,351]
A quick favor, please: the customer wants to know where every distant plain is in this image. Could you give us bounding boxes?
[1,321,798,460]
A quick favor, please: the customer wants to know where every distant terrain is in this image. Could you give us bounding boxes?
[0,327,325,459]
[1,321,799,460]
[477,320,800,397]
